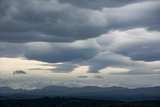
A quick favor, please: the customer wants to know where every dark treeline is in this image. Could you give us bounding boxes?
[0,97,160,107]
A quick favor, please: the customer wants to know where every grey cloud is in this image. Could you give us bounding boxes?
[0,0,107,43]
[0,42,24,58]
[0,79,8,84]
[13,70,27,75]
[115,30,160,62]
[25,47,99,63]
[78,75,88,79]
[0,0,159,75]
[96,28,160,62]
[117,43,160,61]
[0,0,159,43]
[2,29,159,74]
[28,68,47,71]
[0,39,100,64]
[86,52,131,73]
[0,0,11,16]
[93,75,104,79]
[82,28,160,73]
[24,41,100,63]
[0,40,100,73]
[0,28,159,74]
[104,1,160,32]
[83,28,160,73]
[58,0,144,10]
[83,50,156,74]
[48,62,77,73]
[110,66,159,75]
[29,66,80,73]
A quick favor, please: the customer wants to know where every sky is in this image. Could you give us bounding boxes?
[0,0,160,89]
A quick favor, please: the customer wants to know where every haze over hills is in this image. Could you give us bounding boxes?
[0,86,160,101]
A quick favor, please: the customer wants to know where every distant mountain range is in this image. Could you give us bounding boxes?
[0,86,160,101]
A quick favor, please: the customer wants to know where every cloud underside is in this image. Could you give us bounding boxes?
[0,0,160,74]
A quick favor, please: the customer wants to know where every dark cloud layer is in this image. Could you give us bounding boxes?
[24,41,99,63]
[0,42,24,58]
[0,0,160,74]
[58,0,144,10]
[0,0,107,43]
[0,0,159,43]
[117,43,160,61]
[48,62,77,72]
[25,47,99,63]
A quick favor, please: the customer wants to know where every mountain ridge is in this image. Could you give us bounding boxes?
[0,86,160,101]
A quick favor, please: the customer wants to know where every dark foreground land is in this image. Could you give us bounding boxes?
[0,97,160,107]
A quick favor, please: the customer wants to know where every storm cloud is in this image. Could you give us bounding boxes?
[0,0,159,43]
[58,0,143,9]
[24,40,100,63]
[0,0,160,75]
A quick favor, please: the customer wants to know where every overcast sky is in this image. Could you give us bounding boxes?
[0,0,160,89]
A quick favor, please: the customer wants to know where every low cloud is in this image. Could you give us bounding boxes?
[28,68,47,71]
[78,75,88,79]
[13,70,27,75]
[93,75,104,79]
